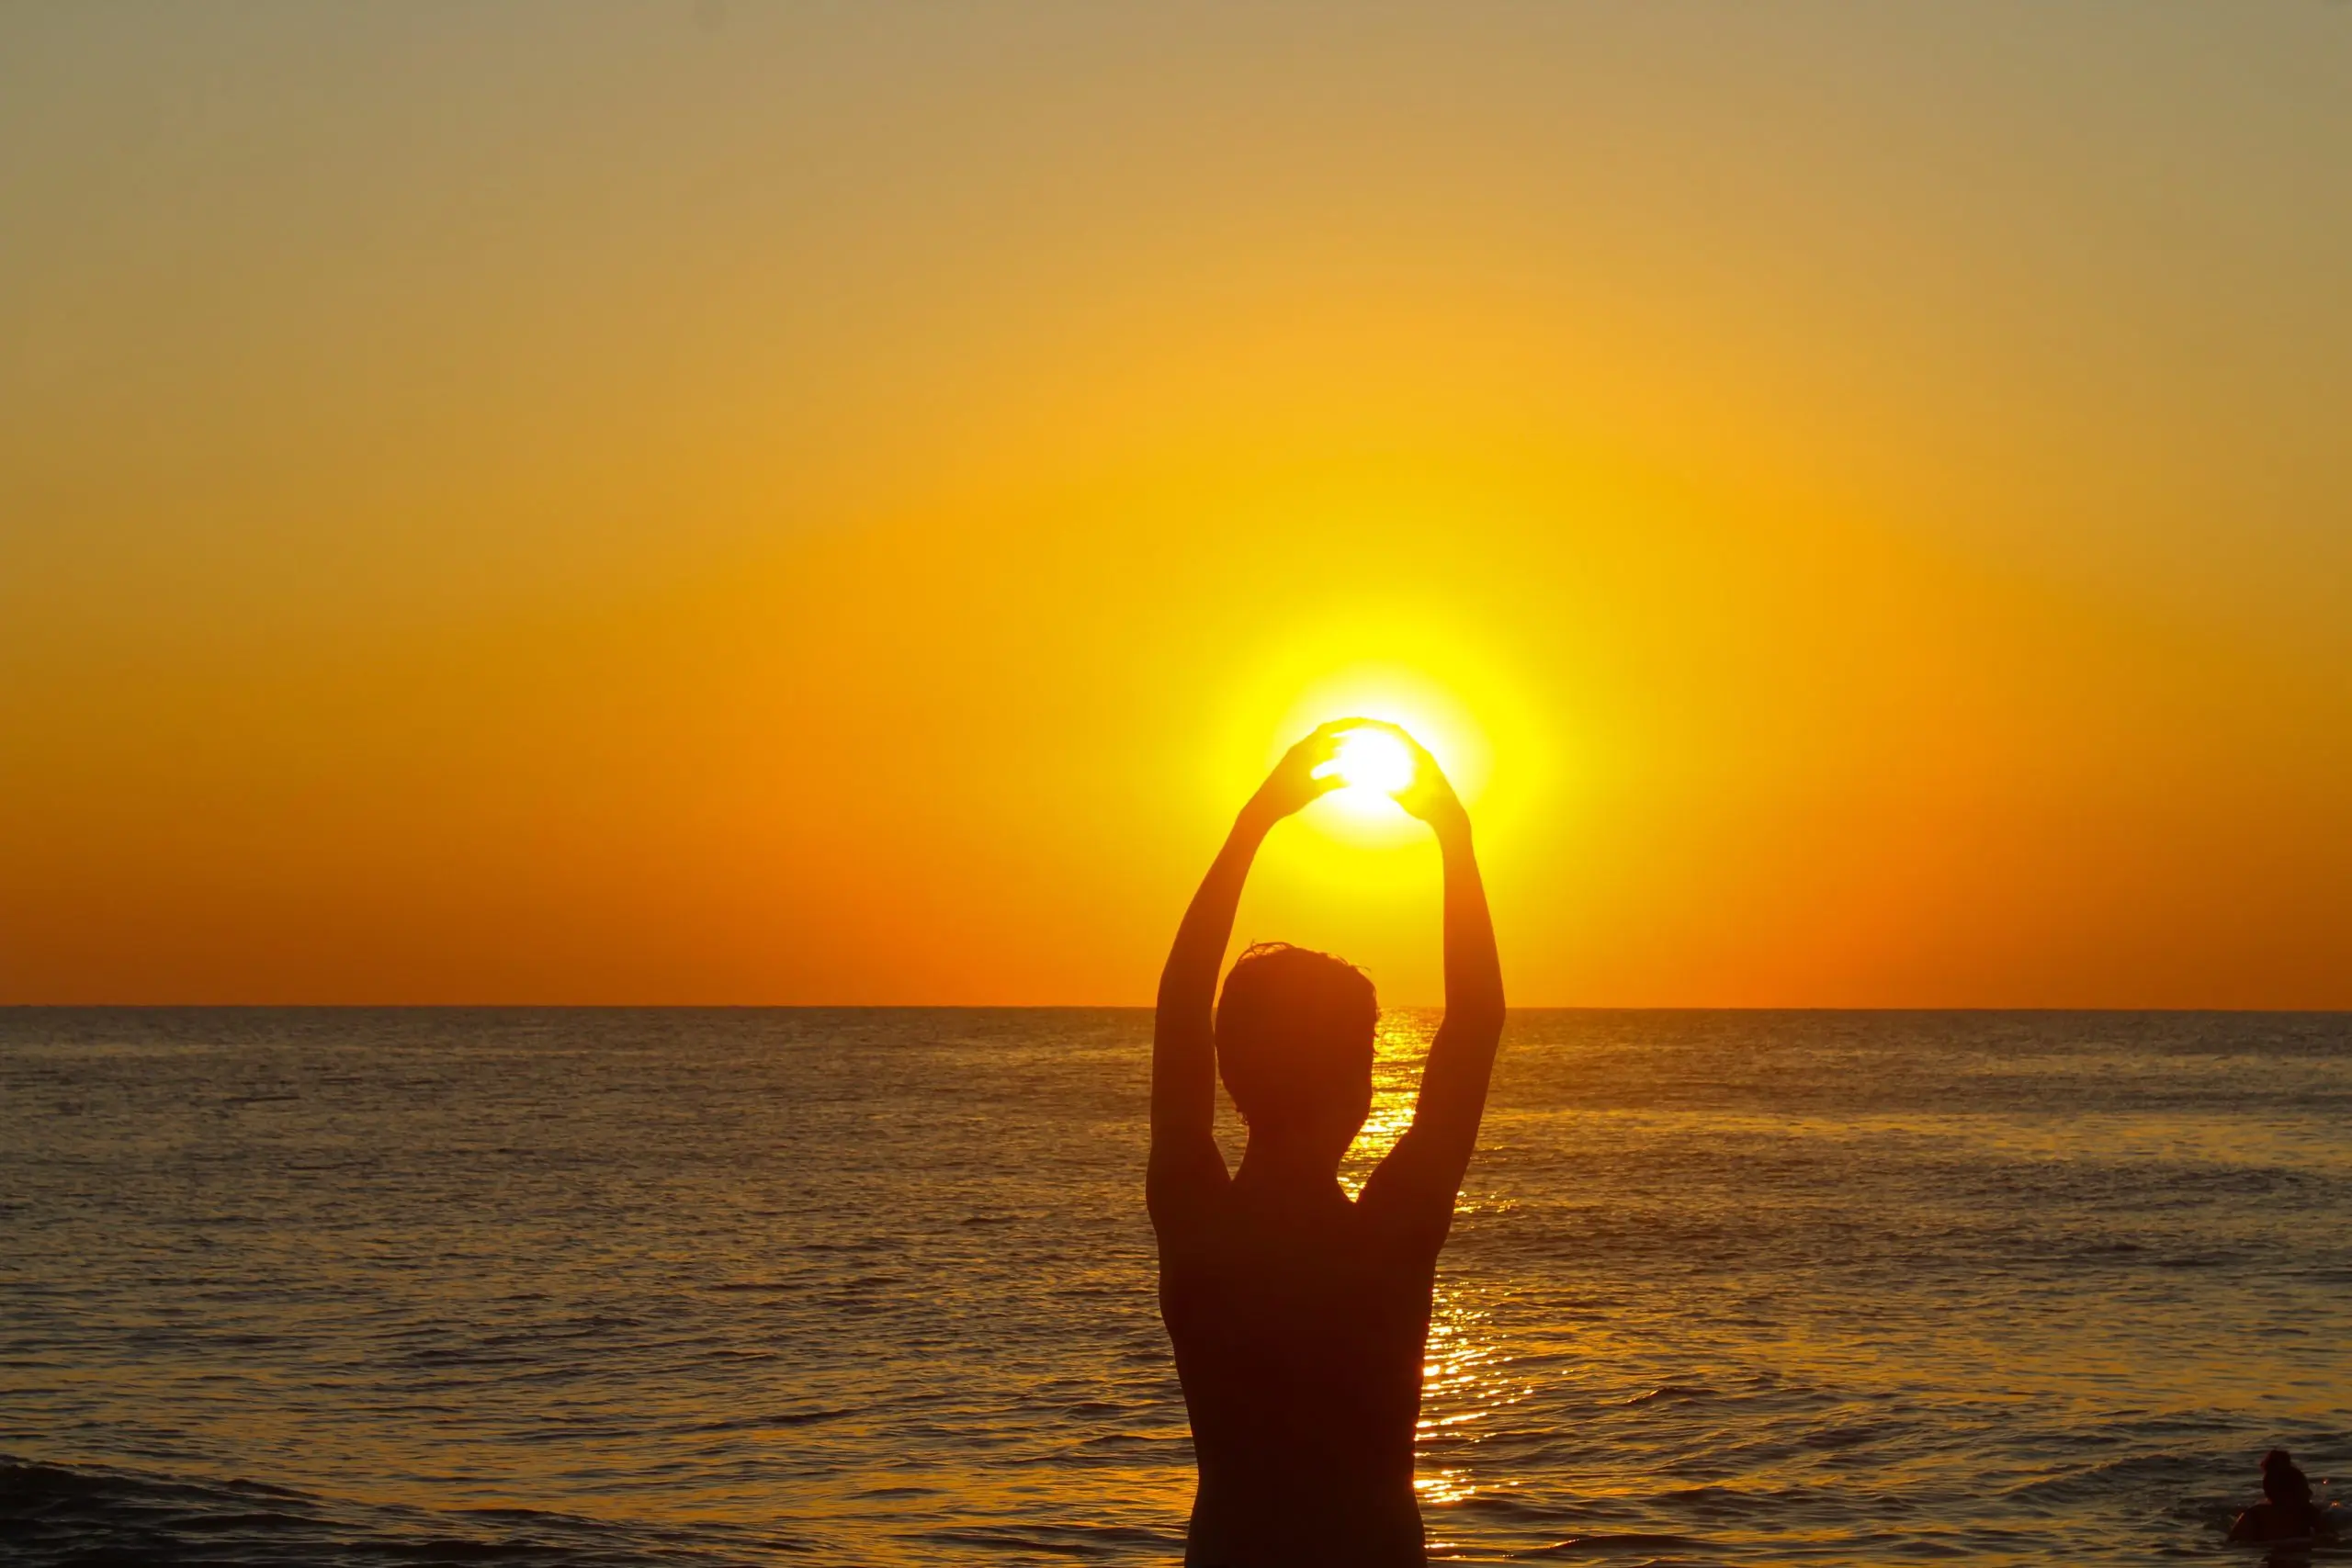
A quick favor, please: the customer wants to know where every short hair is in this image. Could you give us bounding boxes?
[1215,942,1378,1129]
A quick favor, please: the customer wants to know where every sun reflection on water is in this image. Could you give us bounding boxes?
[1338,1010,1431,1195]
[1340,1011,1531,1516]
[1414,1281,1533,1515]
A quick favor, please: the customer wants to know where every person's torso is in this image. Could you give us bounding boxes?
[1159,1186,1440,1567]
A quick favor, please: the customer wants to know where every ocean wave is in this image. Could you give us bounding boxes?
[0,1456,817,1567]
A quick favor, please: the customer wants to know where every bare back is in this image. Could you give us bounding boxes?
[1152,1139,1457,1566]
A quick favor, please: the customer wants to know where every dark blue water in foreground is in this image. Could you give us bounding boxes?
[2,1010,2346,1565]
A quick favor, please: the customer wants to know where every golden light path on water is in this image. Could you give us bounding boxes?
[1340,1011,1534,1522]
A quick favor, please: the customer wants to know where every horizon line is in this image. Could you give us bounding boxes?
[4,1001,2347,1015]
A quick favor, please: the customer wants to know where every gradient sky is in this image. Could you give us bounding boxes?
[5,2,2348,1006]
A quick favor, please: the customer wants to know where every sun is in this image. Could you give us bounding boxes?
[1307,725,1424,825]
[1325,728,1416,797]
[1242,654,1514,847]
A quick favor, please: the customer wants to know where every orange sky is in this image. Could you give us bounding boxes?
[4,3,2348,1006]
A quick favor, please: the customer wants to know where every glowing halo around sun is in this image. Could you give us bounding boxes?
[1227,637,1529,855]
[1266,667,1490,840]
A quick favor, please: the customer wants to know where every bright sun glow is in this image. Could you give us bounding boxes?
[1329,728,1416,795]
[1249,653,1516,850]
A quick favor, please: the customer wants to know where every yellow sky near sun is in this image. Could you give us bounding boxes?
[3,2,2348,1005]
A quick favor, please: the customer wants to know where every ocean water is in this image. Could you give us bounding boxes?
[1,1008,2345,1566]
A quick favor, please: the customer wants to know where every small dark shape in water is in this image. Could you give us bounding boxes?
[2228,1449,2336,1546]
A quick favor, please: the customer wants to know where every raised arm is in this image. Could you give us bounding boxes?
[1371,727,1505,1206]
[1149,723,1351,1213]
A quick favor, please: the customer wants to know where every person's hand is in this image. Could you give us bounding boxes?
[1241,720,1357,826]
[1355,720,1468,832]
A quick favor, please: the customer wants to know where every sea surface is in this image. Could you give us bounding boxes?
[2,1009,2346,1566]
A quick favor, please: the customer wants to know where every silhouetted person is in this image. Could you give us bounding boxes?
[2231,1449,2333,1544]
[1148,720,1504,1567]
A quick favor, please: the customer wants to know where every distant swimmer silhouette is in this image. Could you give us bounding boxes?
[1148,720,1504,1567]
[2230,1449,2335,1546]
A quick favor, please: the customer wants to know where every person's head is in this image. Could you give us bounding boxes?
[2262,1450,2312,1508]
[1216,942,1377,1162]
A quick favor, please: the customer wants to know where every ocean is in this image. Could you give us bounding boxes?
[2,1009,2345,1565]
